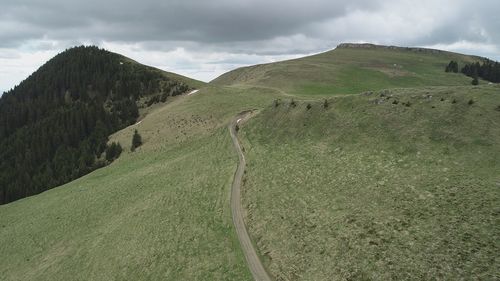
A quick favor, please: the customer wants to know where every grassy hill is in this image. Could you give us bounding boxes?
[212,43,482,96]
[239,85,500,280]
[0,86,281,280]
[1,44,498,280]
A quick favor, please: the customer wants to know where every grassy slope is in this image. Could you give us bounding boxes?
[240,85,500,280]
[213,45,480,96]
[0,86,281,281]
[121,55,206,90]
[1,44,497,281]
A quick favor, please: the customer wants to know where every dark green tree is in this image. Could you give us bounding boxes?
[105,142,122,161]
[445,61,459,73]
[131,130,142,152]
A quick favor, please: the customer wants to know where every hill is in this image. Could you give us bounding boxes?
[212,43,482,96]
[0,46,204,204]
[0,85,280,280]
[0,44,498,280]
[239,85,500,280]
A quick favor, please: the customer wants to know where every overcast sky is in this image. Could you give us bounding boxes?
[1,0,499,93]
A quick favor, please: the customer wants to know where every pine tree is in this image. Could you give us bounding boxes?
[131,130,142,152]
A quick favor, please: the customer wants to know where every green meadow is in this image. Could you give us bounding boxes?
[214,45,480,96]
[1,44,498,280]
[240,86,500,280]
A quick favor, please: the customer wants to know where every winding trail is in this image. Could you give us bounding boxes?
[229,112,272,281]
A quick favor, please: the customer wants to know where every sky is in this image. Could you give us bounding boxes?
[1,0,499,93]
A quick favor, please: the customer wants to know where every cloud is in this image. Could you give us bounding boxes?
[1,0,370,44]
[0,0,499,92]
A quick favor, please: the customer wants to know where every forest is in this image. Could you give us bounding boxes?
[446,59,500,83]
[0,46,190,204]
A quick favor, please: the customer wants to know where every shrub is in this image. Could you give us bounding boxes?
[445,61,459,73]
[306,103,312,110]
[273,99,280,108]
[235,124,240,132]
[468,99,474,105]
[496,105,500,111]
[290,99,296,108]
[392,100,399,105]
[131,129,142,152]
[323,99,329,108]
[105,142,122,161]
[452,99,457,104]
[472,77,479,85]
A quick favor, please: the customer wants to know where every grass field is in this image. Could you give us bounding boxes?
[0,86,281,281]
[239,85,500,280]
[213,44,481,96]
[1,44,498,280]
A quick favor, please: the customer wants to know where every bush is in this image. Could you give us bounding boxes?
[323,99,329,108]
[105,142,122,161]
[290,99,296,108]
[273,99,280,108]
[472,77,479,85]
[235,124,240,132]
[131,129,142,152]
[445,61,459,73]
[468,99,474,105]
[306,103,312,110]
[392,100,399,105]
[496,105,500,111]
[452,99,457,104]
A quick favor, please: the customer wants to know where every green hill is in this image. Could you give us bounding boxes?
[212,43,481,96]
[0,85,279,280]
[0,44,498,280]
[239,85,500,280]
[0,46,204,204]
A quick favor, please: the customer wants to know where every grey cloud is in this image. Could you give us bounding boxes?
[1,0,377,45]
[2,0,499,55]
[1,0,499,92]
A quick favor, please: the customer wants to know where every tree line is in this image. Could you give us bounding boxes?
[446,59,500,83]
[0,46,191,204]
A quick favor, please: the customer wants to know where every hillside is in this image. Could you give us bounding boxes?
[212,43,482,96]
[239,85,500,280]
[0,44,499,281]
[0,85,280,280]
[0,46,204,204]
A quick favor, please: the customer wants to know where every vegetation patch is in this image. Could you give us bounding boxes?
[240,86,500,280]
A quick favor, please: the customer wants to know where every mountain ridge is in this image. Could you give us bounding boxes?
[211,43,483,96]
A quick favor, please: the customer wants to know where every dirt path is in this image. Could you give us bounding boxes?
[229,112,272,281]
